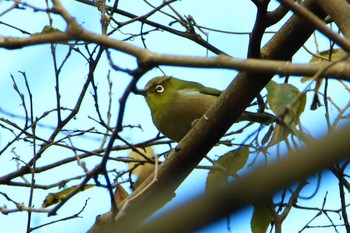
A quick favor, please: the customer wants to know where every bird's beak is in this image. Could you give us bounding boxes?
[135,89,147,96]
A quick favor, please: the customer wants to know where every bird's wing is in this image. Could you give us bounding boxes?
[199,86,222,97]
[179,81,222,97]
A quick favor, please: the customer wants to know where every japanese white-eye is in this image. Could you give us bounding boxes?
[142,76,273,142]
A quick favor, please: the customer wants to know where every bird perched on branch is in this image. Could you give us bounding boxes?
[141,76,274,142]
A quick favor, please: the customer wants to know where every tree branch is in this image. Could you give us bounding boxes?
[1,33,350,80]
[278,0,350,52]
[317,0,350,39]
[87,0,327,232]
[133,125,350,233]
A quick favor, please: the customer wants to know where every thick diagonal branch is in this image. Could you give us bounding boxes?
[87,0,327,232]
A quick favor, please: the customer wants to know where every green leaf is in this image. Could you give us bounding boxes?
[251,202,273,233]
[31,25,68,44]
[206,147,249,193]
[40,25,62,34]
[31,25,62,36]
[266,81,306,146]
[42,184,94,208]
[266,81,305,117]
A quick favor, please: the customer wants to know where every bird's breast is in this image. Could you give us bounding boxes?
[153,90,217,141]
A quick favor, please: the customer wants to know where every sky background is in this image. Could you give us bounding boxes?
[0,0,349,232]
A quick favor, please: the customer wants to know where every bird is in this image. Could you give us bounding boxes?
[141,76,274,142]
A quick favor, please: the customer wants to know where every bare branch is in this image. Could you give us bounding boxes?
[317,0,350,39]
[278,0,350,52]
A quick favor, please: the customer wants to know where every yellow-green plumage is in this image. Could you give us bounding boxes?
[144,76,219,141]
[143,76,273,142]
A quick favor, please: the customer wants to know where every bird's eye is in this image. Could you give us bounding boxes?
[155,85,164,93]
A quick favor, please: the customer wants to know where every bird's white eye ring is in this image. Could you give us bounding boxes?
[155,85,164,93]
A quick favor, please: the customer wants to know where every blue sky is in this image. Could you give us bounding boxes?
[0,0,349,232]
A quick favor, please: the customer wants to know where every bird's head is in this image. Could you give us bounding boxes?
[141,76,185,111]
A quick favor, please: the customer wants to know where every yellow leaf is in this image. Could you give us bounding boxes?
[128,147,155,190]
[268,124,291,147]
[113,184,129,204]
[301,49,346,83]
[312,49,345,62]
[301,49,344,110]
